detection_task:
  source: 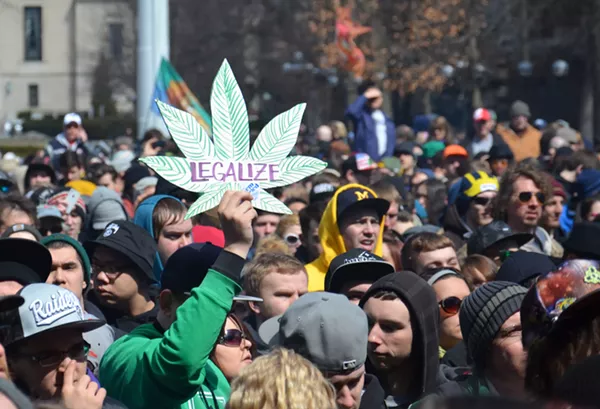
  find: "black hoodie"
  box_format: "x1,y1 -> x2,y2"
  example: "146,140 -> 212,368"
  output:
360,272 -> 440,407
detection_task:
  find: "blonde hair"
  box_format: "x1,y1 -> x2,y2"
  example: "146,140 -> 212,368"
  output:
329,120 -> 348,140
243,252 -> 306,296
254,236 -> 292,257
228,348 -> 336,409
275,214 -> 300,237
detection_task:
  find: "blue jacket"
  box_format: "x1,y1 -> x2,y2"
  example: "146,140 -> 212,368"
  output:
46,133 -> 89,170
345,95 -> 395,161
133,194 -> 184,281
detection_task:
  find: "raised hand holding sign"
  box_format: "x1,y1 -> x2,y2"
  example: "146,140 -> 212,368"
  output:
140,59 -> 327,218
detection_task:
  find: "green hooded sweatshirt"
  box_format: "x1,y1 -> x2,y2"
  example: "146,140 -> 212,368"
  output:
99,251 -> 243,409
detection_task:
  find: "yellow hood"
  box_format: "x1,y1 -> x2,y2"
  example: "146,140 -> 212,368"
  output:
306,183 -> 385,291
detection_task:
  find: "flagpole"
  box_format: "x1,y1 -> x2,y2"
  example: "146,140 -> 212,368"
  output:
137,0 -> 170,139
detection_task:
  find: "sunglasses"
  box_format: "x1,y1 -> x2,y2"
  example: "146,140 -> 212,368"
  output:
472,196 -> 493,207
438,296 -> 462,315
517,191 -> 545,204
218,329 -> 248,347
284,233 -> 301,245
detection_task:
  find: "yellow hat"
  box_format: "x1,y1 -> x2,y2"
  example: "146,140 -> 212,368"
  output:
65,180 -> 97,198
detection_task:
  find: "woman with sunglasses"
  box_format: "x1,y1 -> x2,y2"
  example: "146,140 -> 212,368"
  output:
275,214 -> 302,256
422,268 -> 471,358
211,313 -> 254,382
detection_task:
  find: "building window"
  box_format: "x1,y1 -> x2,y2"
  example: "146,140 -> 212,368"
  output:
109,23 -> 123,60
28,84 -> 39,107
24,7 -> 42,61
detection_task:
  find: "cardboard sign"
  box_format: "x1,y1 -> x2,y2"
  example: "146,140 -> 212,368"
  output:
140,59 -> 327,219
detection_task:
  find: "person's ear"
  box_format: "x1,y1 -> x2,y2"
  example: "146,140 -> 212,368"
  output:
248,300 -> 261,315
159,290 -> 175,314
82,279 -> 87,291
576,165 -> 584,174
345,169 -> 354,182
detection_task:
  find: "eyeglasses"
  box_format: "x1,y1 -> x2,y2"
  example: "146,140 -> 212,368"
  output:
217,329 -> 248,347
472,196 -> 493,207
20,341 -> 90,367
438,296 -> 462,315
517,191 -> 545,204
284,233 -> 301,246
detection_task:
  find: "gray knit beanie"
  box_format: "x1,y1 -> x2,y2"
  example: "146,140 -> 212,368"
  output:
460,281 -> 527,368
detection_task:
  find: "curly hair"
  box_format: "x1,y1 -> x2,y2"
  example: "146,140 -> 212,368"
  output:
493,163 -> 552,222
228,348 -> 336,409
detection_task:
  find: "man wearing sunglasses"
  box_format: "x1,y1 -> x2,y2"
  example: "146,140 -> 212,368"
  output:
443,171 -> 498,250
99,191 -> 259,409
2,283 -> 111,407
494,163 -> 563,258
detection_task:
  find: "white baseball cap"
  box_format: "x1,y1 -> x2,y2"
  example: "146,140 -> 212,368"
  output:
63,112 -> 82,126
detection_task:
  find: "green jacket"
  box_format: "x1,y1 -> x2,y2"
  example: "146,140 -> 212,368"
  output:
99,251 -> 242,409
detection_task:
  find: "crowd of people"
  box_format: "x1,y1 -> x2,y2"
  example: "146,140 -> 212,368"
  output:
0,88 -> 599,409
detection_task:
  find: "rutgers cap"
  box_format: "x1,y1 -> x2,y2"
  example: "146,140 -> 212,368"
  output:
521,259 -> 600,348
84,220 -> 157,283
325,249 -> 395,293
467,221 -> 533,256
0,238 -> 52,284
3,283 -> 104,346
336,185 -> 389,225
161,243 -> 261,302
260,292 -> 368,374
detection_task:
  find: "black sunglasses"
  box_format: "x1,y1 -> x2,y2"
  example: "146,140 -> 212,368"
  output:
472,196 -> 493,207
517,191 -> 545,204
218,329 -> 248,347
438,296 -> 462,315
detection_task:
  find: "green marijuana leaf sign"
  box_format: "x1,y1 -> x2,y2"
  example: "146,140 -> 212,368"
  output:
140,59 -> 327,219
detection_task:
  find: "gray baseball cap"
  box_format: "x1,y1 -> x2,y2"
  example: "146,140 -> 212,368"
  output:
260,292 -> 368,374
87,187 -> 128,230
4,283 -> 104,346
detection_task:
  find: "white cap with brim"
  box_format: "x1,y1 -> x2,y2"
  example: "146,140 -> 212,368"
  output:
5,283 -> 104,346
63,113 -> 82,126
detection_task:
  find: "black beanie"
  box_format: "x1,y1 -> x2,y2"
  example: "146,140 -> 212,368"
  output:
460,281 -> 527,368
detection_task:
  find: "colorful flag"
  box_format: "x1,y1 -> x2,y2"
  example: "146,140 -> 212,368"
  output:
151,58 -> 212,133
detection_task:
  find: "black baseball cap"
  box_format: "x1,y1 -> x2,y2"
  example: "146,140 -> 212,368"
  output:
467,221 -> 533,256
161,243 -> 261,302
325,249 -> 395,293
336,185 -> 389,225
310,183 -> 336,203
84,220 -> 157,283
0,238 -> 52,284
